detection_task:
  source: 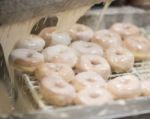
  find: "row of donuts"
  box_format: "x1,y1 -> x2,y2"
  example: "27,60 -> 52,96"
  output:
35,62 -> 150,106
9,23 -> 150,75
9,38 -> 132,77
39,22 -> 150,74
39,23 -> 150,62
8,23 -> 150,106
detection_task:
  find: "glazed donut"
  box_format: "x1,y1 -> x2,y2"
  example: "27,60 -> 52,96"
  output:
39,27 -> 56,46
72,71 -> 106,91
9,48 -> 44,73
74,87 -> 113,105
15,35 -> 45,51
75,54 -> 111,79
110,23 -> 140,38
123,35 -> 150,61
141,80 -> 150,96
70,24 -> 94,42
70,41 -> 103,56
35,63 -> 75,82
105,46 -> 134,73
39,27 -> 72,46
50,32 -> 72,46
92,29 -> 122,49
40,71 -> 76,106
107,74 -> 141,99
42,45 -> 78,67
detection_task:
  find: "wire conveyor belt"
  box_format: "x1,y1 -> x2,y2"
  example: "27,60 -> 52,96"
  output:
20,60 -> 150,110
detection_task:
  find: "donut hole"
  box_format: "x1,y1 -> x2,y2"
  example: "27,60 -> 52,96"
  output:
107,33 -> 113,38
91,60 -> 100,65
27,53 -> 33,58
55,82 -> 66,88
54,66 -> 62,72
87,78 -> 96,83
90,92 -> 100,98
85,45 -> 92,48
116,51 -> 123,56
59,50 -> 66,54
124,25 -> 130,30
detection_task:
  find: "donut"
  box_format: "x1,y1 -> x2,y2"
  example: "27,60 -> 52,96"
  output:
74,87 -> 113,105
92,29 -> 122,49
35,63 -> 75,82
15,35 -> 45,51
105,46 -> 134,73
107,74 -> 141,99
72,71 -> 106,91
50,32 -> 72,46
9,48 -> 44,73
39,27 -> 72,46
75,54 -> 111,79
141,80 -> 150,96
110,23 -> 140,38
40,71 -> 76,106
39,27 -> 56,46
70,41 -> 103,56
42,45 -> 78,67
70,24 -> 94,42
123,35 -> 150,61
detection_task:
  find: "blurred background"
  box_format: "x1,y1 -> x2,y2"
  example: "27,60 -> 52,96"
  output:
31,0 -> 150,34
93,0 -> 150,9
